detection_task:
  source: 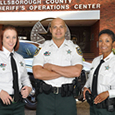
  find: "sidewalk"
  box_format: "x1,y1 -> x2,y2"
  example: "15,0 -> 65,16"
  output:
77,101 -> 90,115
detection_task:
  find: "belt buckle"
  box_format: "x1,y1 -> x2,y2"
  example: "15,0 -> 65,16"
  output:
53,87 -> 59,94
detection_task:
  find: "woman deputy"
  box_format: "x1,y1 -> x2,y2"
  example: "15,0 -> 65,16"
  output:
0,26 -> 32,115
83,29 -> 115,115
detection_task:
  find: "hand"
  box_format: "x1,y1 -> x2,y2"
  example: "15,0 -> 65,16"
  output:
43,63 -> 53,71
83,87 -> 91,100
0,90 -> 13,105
21,86 -> 32,98
94,91 -> 109,104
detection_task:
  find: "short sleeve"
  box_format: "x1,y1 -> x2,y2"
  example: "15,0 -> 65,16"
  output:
108,63 -> 115,98
32,47 -> 44,66
71,46 -> 83,65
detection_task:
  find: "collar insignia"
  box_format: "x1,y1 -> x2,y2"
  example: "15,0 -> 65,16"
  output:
91,67 -> 94,70
67,49 -> 71,54
44,51 -> 51,56
105,65 -> 110,70
20,62 -> 24,66
105,58 -> 109,61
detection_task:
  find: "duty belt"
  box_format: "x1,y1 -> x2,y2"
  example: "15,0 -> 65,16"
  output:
85,91 -> 115,112
95,98 -> 115,112
52,87 -> 61,94
39,85 -> 61,95
35,79 -> 80,97
90,99 -> 115,112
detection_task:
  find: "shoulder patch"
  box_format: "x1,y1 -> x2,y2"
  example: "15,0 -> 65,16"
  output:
34,47 -> 41,56
76,47 -> 83,56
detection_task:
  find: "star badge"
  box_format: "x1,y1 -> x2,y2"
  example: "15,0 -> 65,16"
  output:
67,49 -> 71,54
105,65 -> 110,70
20,62 -> 24,66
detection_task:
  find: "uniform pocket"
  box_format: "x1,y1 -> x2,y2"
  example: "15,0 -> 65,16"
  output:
62,55 -> 72,66
19,63 -> 25,75
44,56 -> 52,63
0,67 -> 11,83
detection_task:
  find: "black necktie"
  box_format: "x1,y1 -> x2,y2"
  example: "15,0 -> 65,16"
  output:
10,53 -> 20,102
92,59 -> 104,96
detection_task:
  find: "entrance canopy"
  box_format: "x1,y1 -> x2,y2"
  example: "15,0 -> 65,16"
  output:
0,10 -> 100,26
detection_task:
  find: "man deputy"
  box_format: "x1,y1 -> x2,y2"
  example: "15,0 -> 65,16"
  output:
32,18 -> 83,115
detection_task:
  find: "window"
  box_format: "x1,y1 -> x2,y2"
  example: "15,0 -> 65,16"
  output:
17,42 -> 37,58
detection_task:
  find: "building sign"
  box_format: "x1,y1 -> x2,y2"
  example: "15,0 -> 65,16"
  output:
0,0 -> 101,11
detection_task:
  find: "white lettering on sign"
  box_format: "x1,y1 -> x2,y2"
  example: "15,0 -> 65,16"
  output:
74,4 -> 101,9
45,0 -> 72,4
0,0 -> 41,5
29,4 -> 69,10
0,5 -> 25,10
0,0 -> 101,11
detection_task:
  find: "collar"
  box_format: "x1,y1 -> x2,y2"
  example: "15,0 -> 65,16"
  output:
2,46 -> 14,58
100,52 -> 114,62
49,39 -> 68,47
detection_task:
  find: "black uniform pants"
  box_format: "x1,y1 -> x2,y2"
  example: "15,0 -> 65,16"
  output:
0,101 -> 25,115
36,93 -> 77,115
90,105 -> 115,115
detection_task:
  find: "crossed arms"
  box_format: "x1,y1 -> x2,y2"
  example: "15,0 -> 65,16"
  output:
33,63 -> 83,80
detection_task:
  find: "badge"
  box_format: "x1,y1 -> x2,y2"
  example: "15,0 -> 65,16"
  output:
76,47 -> 83,56
44,51 -> 51,56
105,65 -> 110,70
0,63 -> 6,70
20,62 -> 24,66
34,47 -> 41,56
67,49 -> 71,54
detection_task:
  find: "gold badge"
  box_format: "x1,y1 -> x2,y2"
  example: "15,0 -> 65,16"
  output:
76,47 -> 83,56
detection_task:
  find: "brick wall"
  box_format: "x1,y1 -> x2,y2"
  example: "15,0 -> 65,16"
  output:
98,0 -> 115,55
99,0 -> 115,33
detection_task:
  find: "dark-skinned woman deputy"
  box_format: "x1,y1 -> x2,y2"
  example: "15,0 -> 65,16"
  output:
83,29 -> 115,115
0,26 -> 32,115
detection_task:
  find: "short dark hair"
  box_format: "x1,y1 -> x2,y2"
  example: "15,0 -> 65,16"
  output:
98,29 -> 115,43
0,25 -> 19,51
